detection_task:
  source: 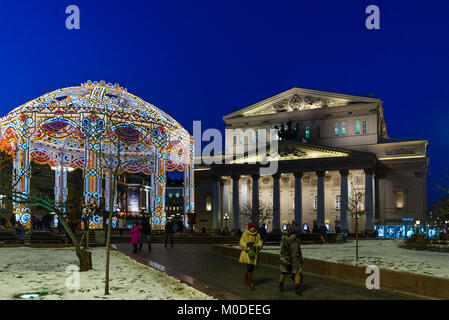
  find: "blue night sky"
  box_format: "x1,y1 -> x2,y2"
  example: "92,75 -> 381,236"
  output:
0,0 -> 447,205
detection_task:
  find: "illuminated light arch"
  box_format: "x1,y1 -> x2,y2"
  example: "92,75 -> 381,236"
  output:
0,80 -> 194,230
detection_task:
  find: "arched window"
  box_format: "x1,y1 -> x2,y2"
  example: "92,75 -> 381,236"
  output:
250,131 -> 255,143
334,123 -> 339,136
305,126 -> 310,139
355,120 -> 360,135
341,122 -> 346,136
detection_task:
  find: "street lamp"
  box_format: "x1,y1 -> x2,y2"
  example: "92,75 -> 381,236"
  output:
223,213 -> 229,233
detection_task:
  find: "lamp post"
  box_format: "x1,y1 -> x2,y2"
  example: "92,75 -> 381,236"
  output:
224,213 -> 229,234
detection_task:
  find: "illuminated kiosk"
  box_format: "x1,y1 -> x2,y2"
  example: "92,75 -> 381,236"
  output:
0,80 -> 194,230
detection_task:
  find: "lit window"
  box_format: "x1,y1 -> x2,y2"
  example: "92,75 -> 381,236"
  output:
334,123 -> 339,136
305,126 -> 310,139
341,122 -> 346,135
336,195 -> 341,209
250,131 -> 255,143
395,191 -> 404,209
362,120 -> 367,134
314,196 -> 318,209
316,125 -> 321,137
239,134 -> 243,144
355,120 -> 360,135
205,196 -> 212,212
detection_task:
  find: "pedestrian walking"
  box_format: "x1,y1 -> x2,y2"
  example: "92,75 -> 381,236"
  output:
239,222 -> 263,290
139,214 -> 152,252
10,214 -> 16,228
165,218 -> 174,248
130,221 -> 141,254
118,215 -> 125,237
178,220 -> 184,234
15,222 -> 25,242
318,222 -> 328,243
279,227 -> 303,294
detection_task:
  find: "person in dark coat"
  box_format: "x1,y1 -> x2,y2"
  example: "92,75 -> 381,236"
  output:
312,221 -> 319,234
42,213 -> 52,231
178,220 -> 184,234
10,214 -> 16,228
15,222 -> 25,241
258,223 -> 267,241
165,218 -> 174,248
279,228 -> 303,294
139,214 -> 152,252
318,222 -> 328,243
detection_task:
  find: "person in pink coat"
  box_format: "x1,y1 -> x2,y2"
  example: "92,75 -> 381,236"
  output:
130,221 -> 141,253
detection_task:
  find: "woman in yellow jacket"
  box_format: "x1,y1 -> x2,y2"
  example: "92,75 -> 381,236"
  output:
239,222 -> 263,290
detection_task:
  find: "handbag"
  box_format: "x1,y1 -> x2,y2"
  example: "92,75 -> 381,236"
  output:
247,248 -> 256,259
247,233 -> 257,259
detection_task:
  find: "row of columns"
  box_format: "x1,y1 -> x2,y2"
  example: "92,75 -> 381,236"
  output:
212,168 -> 375,233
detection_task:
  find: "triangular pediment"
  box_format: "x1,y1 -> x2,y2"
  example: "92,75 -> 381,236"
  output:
224,87 -> 381,120
232,140 -> 356,164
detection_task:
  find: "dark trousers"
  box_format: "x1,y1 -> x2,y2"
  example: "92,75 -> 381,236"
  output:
139,233 -> 151,251
165,234 -> 173,248
247,264 -> 255,272
132,244 -> 138,253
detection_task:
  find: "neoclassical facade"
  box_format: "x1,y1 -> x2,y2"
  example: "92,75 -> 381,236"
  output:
194,88 -> 428,233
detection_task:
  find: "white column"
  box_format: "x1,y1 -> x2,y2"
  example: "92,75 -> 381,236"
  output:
212,176 -> 220,231
251,174 -> 260,225
294,172 -> 303,231
231,175 -> 240,232
364,169 -> 374,230
272,173 -> 281,232
316,171 -> 325,224
222,179 -> 230,230
339,169 -> 349,231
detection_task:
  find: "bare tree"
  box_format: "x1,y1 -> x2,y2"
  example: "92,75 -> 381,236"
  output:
434,183 -> 449,238
240,202 -> 273,229
347,175 -> 366,261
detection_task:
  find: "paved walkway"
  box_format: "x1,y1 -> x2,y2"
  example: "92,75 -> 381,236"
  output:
114,243 -> 427,300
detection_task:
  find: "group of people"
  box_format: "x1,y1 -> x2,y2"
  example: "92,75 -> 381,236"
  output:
129,216 -> 181,254
239,222 -> 304,294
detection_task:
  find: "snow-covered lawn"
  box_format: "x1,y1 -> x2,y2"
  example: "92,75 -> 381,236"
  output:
260,240 -> 449,279
0,247 -> 213,300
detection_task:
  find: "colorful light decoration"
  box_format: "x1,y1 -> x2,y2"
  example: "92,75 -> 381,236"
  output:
0,80 -> 194,230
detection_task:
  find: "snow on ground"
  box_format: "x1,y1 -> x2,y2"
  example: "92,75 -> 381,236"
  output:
0,247 -> 213,300
260,240 -> 449,279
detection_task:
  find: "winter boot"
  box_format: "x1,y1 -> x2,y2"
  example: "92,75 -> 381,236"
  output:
279,282 -> 284,292
248,272 -> 255,290
244,272 -> 249,285
295,284 -> 302,295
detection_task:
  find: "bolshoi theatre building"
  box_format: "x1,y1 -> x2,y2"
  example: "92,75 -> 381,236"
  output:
194,88 -> 429,233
